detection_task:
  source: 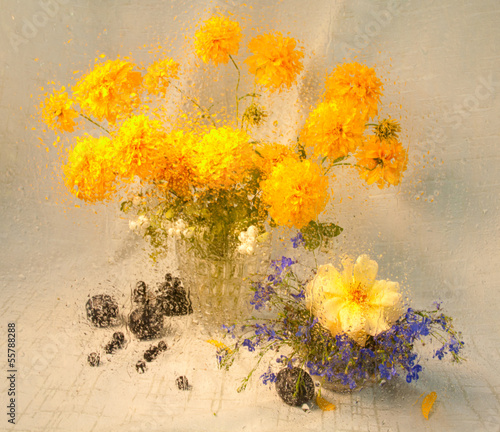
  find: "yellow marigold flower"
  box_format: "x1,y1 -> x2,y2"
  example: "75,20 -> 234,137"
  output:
195,15 -> 242,65
153,130 -> 197,197
63,135 -> 116,202
253,142 -> 298,178
355,135 -> 408,188
191,126 -> 253,190
261,158 -> 329,229
306,255 -> 403,346
143,58 -> 180,95
245,32 -> 304,92
41,87 -> 78,132
111,114 -> 167,180
301,101 -> 365,161
324,62 -> 383,120
73,59 -> 143,124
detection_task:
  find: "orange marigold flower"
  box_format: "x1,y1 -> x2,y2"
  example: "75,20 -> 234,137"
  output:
153,130 -> 197,197
110,114 -> 167,180
245,32 -> 304,92
301,101 -> 365,161
143,58 -> 180,95
261,158 -> 329,229
195,15 -> 242,65
191,126 -> 253,190
63,135 -> 116,202
253,142 -> 299,178
355,135 -> 408,188
324,62 -> 383,120
73,59 -> 143,124
41,87 -> 78,132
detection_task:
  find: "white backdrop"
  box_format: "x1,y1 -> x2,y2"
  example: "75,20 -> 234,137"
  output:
1,1 -> 499,431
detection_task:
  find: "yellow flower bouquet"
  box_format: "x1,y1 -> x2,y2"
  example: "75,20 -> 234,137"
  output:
40,14 -> 409,328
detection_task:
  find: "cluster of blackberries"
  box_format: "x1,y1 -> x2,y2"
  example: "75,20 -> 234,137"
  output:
85,294 -> 119,327
129,274 -> 191,340
155,273 -> 193,317
104,332 -> 126,354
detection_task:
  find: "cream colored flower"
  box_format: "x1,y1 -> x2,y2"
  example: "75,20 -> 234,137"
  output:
306,255 -> 403,345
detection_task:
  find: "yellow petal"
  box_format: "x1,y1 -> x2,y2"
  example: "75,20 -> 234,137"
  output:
316,394 -> 336,411
422,391 -> 437,420
353,254 -> 378,288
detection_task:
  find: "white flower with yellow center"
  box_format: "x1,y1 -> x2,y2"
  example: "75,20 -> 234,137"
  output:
306,255 -> 403,346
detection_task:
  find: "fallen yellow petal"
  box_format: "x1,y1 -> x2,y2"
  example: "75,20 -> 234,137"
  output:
316,394 -> 336,411
422,391 -> 437,420
206,339 -> 232,353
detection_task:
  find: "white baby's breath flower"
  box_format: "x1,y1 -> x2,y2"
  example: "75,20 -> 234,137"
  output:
247,225 -> 258,238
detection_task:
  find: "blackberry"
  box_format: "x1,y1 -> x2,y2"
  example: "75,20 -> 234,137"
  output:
104,340 -> 120,354
144,345 -> 161,362
87,352 -> 100,367
129,306 -> 163,340
85,294 -> 119,327
158,341 -> 167,351
133,281 -> 147,305
275,368 -> 315,407
112,331 -> 126,347
155,274 -> 192,317
136,360 -> 146,374
176,376 -> 189,390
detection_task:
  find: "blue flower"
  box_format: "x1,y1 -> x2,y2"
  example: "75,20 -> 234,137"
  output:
242,338 -> 256,352
260,368 -> 277,385
291,232 -> 305,248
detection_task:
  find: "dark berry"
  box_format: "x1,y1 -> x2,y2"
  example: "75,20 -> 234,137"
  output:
88,352 -> 100,367
144,345 -> 161,362
158,341 -> 167,351
85,294 -> 119,327
104,340 -> 120,354
165,273 -> 173,282
112,331 -> 125,347
155,277 -> 192,317
275,368 -> 315,407
176,376 -> 189,390
129,307 -> 163,340
136,360 -> 146,374
133,281 -> 147,304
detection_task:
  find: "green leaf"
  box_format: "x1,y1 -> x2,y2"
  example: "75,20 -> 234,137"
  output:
300,221 -> 343,250
120,200 -> 133,213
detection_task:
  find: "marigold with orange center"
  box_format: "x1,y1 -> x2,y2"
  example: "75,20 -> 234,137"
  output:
195,15 -> 242,65
261,158 -> 329,229
355,135 -> 408,188
73,59 -> 142,124
41,87 -> 78,133
152,129 -> 197,198
306,255 -> 403,346
143,58 -> 180,95
253,142 -> 299,179
110,114 -> 167,180
324,62 -> 383,120
63,135 -> 117,202
301,101 -> 365,161
191,126 -> 253,190
245,32 -> 304,92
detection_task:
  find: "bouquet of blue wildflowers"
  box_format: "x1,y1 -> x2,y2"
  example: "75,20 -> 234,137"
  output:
219,251 -> 464,396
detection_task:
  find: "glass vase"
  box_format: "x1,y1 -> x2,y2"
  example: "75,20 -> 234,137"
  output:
175,237 -> 271,334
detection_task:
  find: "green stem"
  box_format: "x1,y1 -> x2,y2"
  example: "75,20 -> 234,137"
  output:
79,113 -> 110,134
229,54 -> 241,127
173,84 -> 216,126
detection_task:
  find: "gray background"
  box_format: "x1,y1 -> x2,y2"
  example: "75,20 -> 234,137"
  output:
0,0 -> 499,431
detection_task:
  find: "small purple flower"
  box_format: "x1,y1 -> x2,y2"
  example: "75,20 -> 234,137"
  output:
291,232 -> 305,248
